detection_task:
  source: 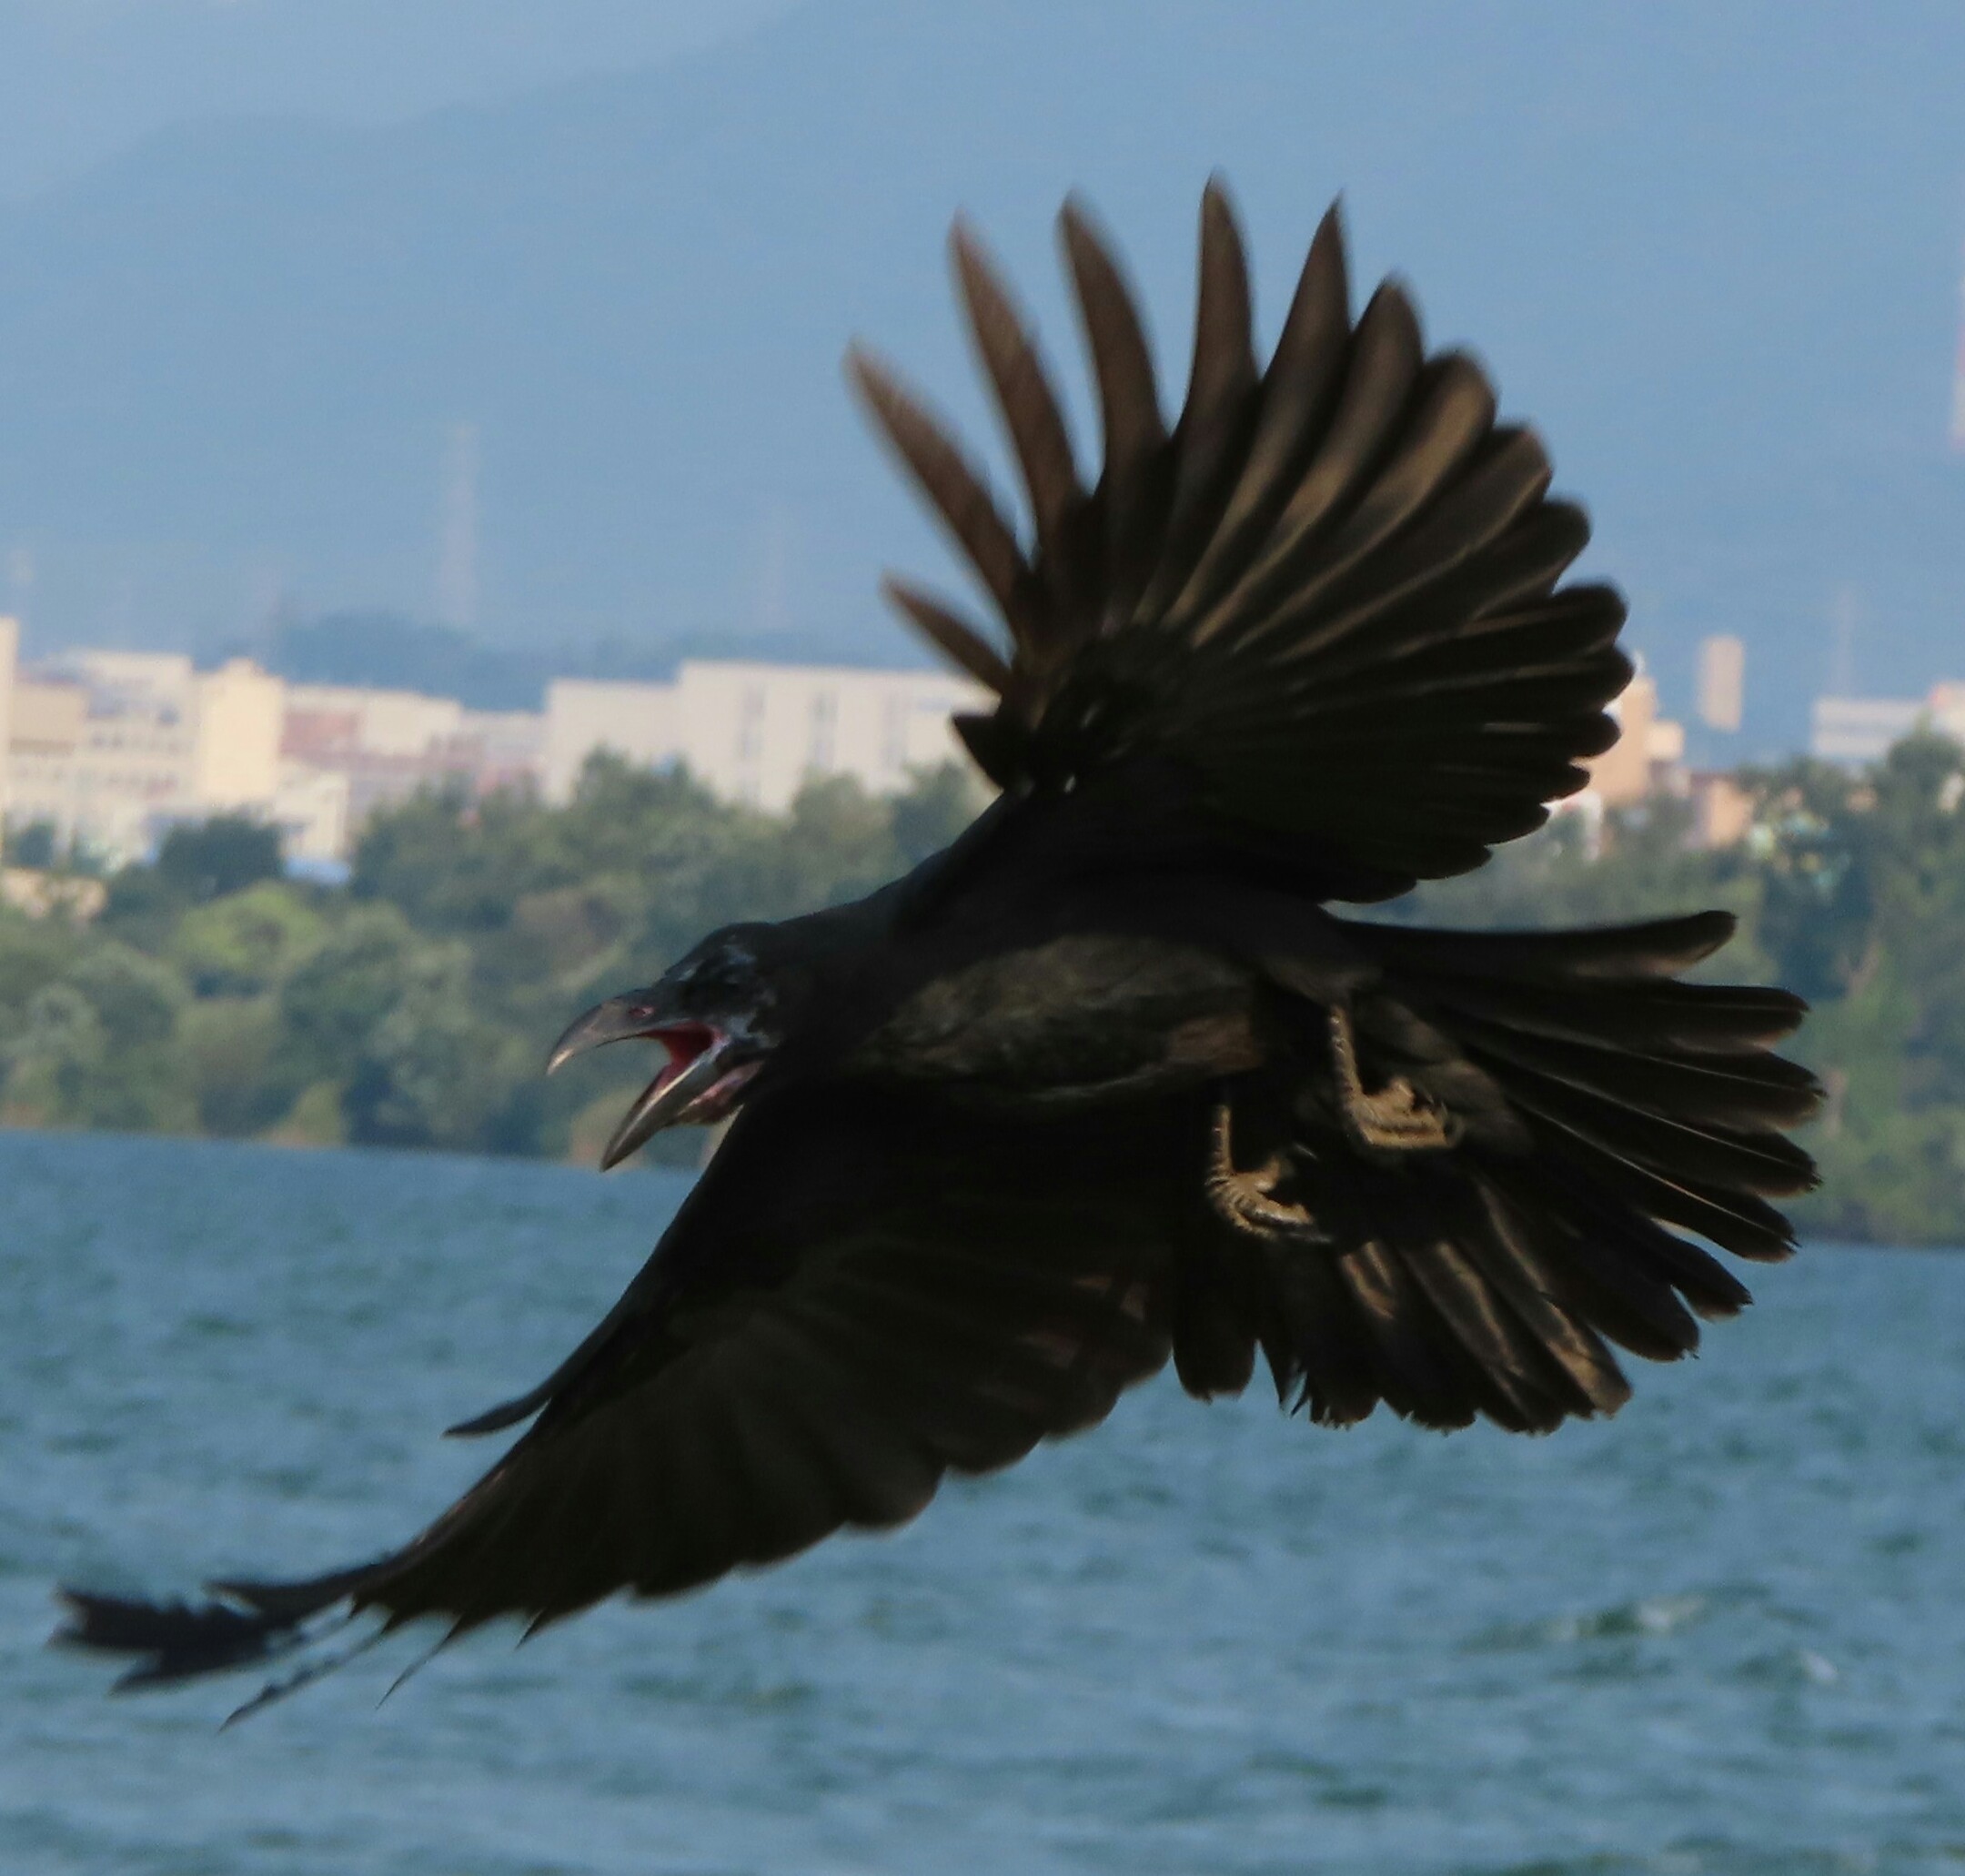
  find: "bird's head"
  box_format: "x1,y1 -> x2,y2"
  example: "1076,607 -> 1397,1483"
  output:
548,924 -> 784,1169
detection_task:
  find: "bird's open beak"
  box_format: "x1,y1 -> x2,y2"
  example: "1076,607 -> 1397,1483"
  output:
548,994 -> 763,1169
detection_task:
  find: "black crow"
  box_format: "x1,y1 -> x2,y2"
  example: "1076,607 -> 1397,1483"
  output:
58,182 -> 1819,1699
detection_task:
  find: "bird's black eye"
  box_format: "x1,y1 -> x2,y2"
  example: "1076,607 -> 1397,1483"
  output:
691,954 -> 748,1000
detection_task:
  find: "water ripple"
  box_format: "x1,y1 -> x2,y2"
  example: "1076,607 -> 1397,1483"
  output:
4,1130 -> 1964,1875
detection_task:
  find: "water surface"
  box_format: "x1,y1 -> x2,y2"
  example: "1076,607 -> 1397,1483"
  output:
3,1129 -> 1962,1874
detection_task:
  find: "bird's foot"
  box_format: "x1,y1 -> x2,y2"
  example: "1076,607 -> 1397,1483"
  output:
1205,1103 -> 1329,1242
1327,1006 -> 1462,1152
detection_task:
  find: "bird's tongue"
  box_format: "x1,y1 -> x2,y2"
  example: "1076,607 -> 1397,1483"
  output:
644,1021 -> 720,1097
600,1022 -> 757,1170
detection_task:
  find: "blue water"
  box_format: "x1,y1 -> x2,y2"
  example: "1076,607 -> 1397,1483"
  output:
3,1129 -> 1963,1875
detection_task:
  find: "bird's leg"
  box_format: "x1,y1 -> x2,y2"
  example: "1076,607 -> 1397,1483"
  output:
1326,1005 -> 1462,1152
1205,1102 -> 1328,1242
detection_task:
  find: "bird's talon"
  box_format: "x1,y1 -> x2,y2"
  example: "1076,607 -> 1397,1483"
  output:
1327,1007 -> 1461,1153
1206,1104 -> 1329,1242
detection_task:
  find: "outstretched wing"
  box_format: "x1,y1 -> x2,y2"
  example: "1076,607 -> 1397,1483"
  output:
58,1084 -> 1184,1689
852,181 -> 1628,902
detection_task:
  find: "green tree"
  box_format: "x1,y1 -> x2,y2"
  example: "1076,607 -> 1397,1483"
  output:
343,942 -> 531,1153
892,761 -> 987,869
65,942 -> 187,1050
170,883 -> 326,996
5,821 -> 58,869
156,816 -> 283,903
2,981 -> 106,1125
277,903 -> 422,1086
0,910 -> 78,1052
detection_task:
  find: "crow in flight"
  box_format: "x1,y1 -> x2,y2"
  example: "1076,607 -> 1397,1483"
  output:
61,182 -> 1819,1699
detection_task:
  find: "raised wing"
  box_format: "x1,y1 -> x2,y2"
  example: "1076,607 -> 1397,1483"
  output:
57,1084 -> 1182,1692
852,181 -> 1629,902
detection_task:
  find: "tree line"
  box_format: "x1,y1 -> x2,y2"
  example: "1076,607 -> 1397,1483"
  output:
0,760 -> 980,1169
2,736 -> 1960,1243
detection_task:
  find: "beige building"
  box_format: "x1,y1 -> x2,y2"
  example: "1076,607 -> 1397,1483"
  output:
1584,671 -> 1688,808
194,659 -> 285,810
1696,635 -> 1746,732
6,651 -> 202,862
543,660 -> 993,809
541,678 -> 676,802
1688,770 -> 1756,849
5,648 -> 307,864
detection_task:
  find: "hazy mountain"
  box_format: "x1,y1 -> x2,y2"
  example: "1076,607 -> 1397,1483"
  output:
0,1 -> 792,200
262,611 -> 882,711
2,0 -> 1963,746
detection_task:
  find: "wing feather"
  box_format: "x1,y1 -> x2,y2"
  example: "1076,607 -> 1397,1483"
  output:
862,182 -> 1629,898
1175,201 -> 1351,624
1059,196 -> 1166,602
951,219 -> 1088,636
847,345 -> 1041,654
879,576 -> 1013,693
60,1087 -> 1185,1689
1148,180 -> 1262,619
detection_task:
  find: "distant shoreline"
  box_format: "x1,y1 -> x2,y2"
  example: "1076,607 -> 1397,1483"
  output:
0,1115 -> 1948,1252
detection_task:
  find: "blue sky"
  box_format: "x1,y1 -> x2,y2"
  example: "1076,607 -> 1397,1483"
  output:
0,1 -> 789,199
0,1 -> 1961,750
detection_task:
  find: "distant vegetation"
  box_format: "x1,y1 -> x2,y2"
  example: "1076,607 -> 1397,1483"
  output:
2,736 -> 1961,1244
0,759 -> 982,1169
1388,732 -> 1965,1246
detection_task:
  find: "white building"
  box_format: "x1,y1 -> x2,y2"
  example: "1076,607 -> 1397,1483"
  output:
3,642 -> 992,864
543,660 -> 992,809
272,763 -> 351,867
1810,688 -> 1965,765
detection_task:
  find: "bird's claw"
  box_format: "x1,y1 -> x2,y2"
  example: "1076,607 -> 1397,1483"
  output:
1205,1103 -> 1329,1242
1327,1006 -> 1461,1152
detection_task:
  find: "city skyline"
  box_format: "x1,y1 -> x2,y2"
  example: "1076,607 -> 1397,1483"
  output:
0,619 -> 988,866
7,605 -> 1960,877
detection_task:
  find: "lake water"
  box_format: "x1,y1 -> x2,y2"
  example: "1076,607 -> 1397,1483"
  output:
2,1128 -> 1962,1875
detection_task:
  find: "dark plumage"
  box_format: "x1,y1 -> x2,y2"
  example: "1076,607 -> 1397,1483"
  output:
57,180 -> 1819,1702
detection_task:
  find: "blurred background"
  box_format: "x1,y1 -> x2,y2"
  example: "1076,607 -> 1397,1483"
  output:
2,8 -> 1964,1872
1,0 -> 1961,1233
2,0 -> 1964,742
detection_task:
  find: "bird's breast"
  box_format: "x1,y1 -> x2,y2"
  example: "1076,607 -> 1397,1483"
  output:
847,932 -> 1266,1106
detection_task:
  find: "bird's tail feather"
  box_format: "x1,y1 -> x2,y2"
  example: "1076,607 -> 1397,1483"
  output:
1182,910 -> 1820,1434
1359,909 -> 1819,1260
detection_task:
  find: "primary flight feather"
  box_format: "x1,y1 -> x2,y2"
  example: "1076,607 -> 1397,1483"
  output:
59,180 -> 1819,1699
